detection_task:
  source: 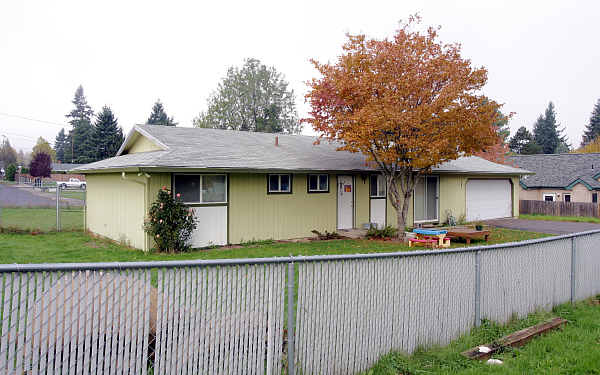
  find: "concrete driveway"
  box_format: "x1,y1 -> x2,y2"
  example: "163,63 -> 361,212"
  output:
485,218 -> 600,235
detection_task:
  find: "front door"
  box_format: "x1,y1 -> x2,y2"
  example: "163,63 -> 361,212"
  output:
337,175 -> 354,229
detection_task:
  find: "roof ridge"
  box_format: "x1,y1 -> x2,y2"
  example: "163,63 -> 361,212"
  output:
136,124 -> 323,140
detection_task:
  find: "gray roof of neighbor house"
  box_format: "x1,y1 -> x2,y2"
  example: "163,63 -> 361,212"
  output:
508,153 -> 600,190
51,163 -> 84,172
72,125 -> 529,175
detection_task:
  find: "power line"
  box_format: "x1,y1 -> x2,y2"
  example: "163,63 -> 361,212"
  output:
0,112 -> 70,128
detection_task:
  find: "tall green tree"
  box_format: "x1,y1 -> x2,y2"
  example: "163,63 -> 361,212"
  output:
0,136 -> 17,166
147,100 -> 177,126
194,58 -> 301,133
533,102 -> 570,154
32,137 -> 56,161
93,106 -> 124,160
54,128 -> 67,162
65,85 -> 96,163
582,99 -> 600,146
509,126 -> 542,154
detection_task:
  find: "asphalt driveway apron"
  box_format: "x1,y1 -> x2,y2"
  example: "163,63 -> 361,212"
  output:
0,184 -> 83,208
485,218 -> 600,235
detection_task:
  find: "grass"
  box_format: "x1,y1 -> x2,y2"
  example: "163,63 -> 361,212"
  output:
0,207 -> 84,232
364,297 -> 600,375
0,227 -> 550,264
60,190 -> 86,200
520,213 -> 600,224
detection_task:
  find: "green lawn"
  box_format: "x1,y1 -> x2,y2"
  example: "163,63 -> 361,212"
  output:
0,207 -> 84,232
60,190 -> 86,200
0,227 -> 550,264
364,298 -> 600,375
520,213 -> 600,224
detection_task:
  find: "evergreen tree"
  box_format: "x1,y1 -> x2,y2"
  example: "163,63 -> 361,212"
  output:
582,99 -> 600,146
509,126 -> 542,154
65,85 -> 95,163
54,128 -> 67,162
0,137 -> 17,166
147,100 -> 177,126
532,102 -> 570,154
93,106 -> 125,160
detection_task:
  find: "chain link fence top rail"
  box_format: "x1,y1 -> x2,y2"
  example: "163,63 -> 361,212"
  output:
0,230 -> 599,374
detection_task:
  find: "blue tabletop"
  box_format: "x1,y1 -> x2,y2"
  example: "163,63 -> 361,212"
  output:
413,228 -> 448,235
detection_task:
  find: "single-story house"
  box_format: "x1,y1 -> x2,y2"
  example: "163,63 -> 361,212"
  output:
73,125 -> 528,251
508,153 -> 600,203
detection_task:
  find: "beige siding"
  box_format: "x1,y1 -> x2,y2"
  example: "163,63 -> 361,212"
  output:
355,176 -> 370,228
124,133 -> 163,154
228,173 -> 337,243
519,183 -> 594,203
439,175 -> 466,224
86,173 -> 146,249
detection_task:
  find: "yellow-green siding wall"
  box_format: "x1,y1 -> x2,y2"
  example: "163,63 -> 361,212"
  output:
228,173 -> 337,243
86,174 -> 146,249
125,134 -> 163,154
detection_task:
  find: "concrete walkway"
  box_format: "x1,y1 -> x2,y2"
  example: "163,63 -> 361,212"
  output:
485,218 -> 600,235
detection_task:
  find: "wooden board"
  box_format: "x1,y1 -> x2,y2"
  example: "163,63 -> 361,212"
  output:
461,317 -> 567,360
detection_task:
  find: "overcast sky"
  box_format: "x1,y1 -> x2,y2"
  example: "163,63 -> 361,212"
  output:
1,0 -> 599,153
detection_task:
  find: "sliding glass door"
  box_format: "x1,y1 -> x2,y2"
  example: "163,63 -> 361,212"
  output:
414,176 -> 439,222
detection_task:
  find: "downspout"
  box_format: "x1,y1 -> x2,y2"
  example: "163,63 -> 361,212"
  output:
121,171 -> 151,251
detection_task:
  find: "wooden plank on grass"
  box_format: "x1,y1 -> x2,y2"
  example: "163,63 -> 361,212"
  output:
461,317 -> 567,360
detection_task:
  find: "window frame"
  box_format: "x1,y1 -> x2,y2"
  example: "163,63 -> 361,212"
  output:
543,193 -> 555,202
563,193 -> 571,202
267,174 -> 293,194
593,193 -> 598,204
307,174 -> 329,193
413,175 -> 440,223
369,174 -> 387,198
172,173 -> 228,205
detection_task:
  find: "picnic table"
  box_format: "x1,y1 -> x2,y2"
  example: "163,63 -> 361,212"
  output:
446,228 -> 490,244
410,228 -> 450,248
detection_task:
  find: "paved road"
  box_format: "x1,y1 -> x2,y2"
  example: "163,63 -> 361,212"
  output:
485,218 -> 600,235
0,184 -> 82,208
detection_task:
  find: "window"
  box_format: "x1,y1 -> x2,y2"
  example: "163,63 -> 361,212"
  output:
543,194 -> 555,202
370,175 -> 386,198
268,174 -> 292,193
308,174 -> 329,193
593,193 -> 598,203
564,194 -> 571,202
173,174 -> 227,204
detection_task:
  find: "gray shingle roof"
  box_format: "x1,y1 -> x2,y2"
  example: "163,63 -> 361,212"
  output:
73,125 -> 529,175
508,153 -> 600,189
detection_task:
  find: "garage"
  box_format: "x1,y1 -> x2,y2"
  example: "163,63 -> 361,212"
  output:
466,179 -> 512,221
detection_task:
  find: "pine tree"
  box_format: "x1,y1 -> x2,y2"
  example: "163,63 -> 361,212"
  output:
65,85 -> 95,163
147,100 -> 177,126
54,128 -> 67,162
532,102 -> 570,154
93,106 -> 125,160
582,99 -> 600,146
509,126 -> 542,154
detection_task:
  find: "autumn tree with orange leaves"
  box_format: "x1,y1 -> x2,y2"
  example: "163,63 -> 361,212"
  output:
304,17 -> 503,238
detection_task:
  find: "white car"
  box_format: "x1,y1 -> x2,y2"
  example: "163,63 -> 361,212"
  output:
59,178 -> 86,190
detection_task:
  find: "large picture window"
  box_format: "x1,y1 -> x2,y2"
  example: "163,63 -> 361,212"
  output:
308,174 -> 329,193
370,174 -> 386,198
268,174 -> 292,193
173,174 -> 227,204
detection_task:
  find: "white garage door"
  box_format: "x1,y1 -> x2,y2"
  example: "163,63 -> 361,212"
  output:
466,179 -> 512,221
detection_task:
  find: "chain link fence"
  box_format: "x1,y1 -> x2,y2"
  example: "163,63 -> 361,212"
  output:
0,183 -> 85,233
0,230 -> 599,374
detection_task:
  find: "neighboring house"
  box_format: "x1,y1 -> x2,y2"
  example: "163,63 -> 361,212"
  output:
72,125 -> 528,251
509,153 -> 600,203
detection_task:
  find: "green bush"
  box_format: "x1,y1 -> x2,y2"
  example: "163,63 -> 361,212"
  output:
144,187 -> 197,253
5,164 -> 16,181
366,225 -> 398,239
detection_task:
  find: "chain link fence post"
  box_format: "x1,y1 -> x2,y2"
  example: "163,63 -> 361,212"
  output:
474,250 -> 481,327
570,236 -> 576,304
287,258 -> 295,375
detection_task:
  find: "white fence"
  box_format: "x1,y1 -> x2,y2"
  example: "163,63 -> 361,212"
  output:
0,230 -> 599,374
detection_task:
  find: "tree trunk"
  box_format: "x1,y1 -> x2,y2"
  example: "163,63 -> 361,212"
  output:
387,170 -> 416,241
